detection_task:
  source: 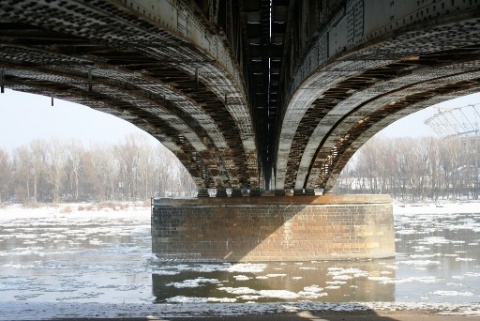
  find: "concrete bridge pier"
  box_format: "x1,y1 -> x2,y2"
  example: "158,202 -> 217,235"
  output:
151,195 -> 395,262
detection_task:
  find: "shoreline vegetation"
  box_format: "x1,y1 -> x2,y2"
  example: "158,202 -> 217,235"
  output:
2,134 -> 480,205
0,134 -> 196,205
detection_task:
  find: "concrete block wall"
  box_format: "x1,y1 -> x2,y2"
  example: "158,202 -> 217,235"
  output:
151,195 -> 395,262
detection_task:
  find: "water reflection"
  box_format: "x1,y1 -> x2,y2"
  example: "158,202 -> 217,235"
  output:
152,260 -> 396,303
1,206 -> 480,304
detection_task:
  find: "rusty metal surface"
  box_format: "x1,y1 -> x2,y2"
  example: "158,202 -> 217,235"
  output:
275,0 -> 480,194
0,0 -> 259,190
3,0 -> 480,195
152,193 -> 392,205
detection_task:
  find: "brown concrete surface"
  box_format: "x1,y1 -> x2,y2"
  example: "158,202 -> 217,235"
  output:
152,195 -> 395,262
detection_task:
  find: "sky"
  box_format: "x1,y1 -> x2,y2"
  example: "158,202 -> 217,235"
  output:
0,89 -> 159,151
1,89 -> 480,151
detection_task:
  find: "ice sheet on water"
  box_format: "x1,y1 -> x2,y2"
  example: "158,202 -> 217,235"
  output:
297,291 -> 328,299
207,297 -> 237,303
368,276 -> 393,283
410,253 -> 441,259
218,286 -> 257,295
165,296 -> 209,303
13,293 -> 43,300
397,229 -> 417,235
412,245 -> 429,252
303,285 -> 323,293
326,280 -> 347,285
455,257 -> 475,261
419,236 -> 451,245
368,275 -> 438,285
218,285 -> 328,301
233,275 -> 251,281
258,290 -> 299,300
327,267 -> 369,278
228,263 -> 267,273
150,269 -> 181,275
432,290 -> 474,297
149,262 -> 266,274
398,260 -> 440,266
239,295 -> 260,301
166,277 -> 220,288
1,263 -> 38,269
398,276 -> 439,284
0,277 -> 39,291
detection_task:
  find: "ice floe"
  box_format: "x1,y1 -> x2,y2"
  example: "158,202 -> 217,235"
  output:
2,201 -> 480,317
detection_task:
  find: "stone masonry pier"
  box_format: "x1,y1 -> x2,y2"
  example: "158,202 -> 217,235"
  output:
151,195 -> 394,262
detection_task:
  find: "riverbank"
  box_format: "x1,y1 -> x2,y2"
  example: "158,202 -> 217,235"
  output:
1,301 -> 480,320
1,197 -> 479,213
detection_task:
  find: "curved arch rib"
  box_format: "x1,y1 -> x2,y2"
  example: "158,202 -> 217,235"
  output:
277,14 -> 480,192
0,0 -> 259,189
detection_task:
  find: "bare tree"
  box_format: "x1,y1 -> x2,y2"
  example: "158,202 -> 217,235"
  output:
0,149 -> 12,203
47,139 -> 66,203
88,144 -> 116,201
114,134 -> 147,200
439,138 -> 462,199
4,135 -> 197,203
27,139 -> 50,203
12,146 -> 33,202
65,140 -> 83,201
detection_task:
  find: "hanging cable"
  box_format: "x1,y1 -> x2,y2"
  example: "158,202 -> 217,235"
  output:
0,70 -> 4,94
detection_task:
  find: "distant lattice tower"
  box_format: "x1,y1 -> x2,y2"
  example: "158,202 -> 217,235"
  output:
426,103 -> 480,200
425,104 -> 480,138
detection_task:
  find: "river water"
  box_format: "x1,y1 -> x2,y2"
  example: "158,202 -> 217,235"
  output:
0,203 -> 479,304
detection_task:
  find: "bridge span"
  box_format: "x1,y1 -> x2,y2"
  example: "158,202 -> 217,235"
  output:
2,0 -> 479,260
2,0 -> 480,196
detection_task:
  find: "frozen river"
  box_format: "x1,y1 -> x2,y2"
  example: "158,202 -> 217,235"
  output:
1,201 -> 480,306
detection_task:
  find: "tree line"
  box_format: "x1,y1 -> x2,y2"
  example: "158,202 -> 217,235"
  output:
334,135 -> 480,200
2,133 -> 479,204
0,134 -> 197,204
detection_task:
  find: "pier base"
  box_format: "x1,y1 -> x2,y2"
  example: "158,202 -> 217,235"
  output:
151,195 -> 395,262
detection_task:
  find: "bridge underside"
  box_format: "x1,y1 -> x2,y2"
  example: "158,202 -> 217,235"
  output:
274,1 -> 480,194
0,0 -> 260,194
1,1 -> 480,196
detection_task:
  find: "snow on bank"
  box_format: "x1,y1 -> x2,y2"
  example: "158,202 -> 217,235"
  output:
0,202 -> 151,222
1,199 -> 478,220
393,200 -> 480,216
1,301 -> 480,320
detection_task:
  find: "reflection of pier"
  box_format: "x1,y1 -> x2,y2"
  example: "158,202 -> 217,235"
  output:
151,260 -> 396,303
